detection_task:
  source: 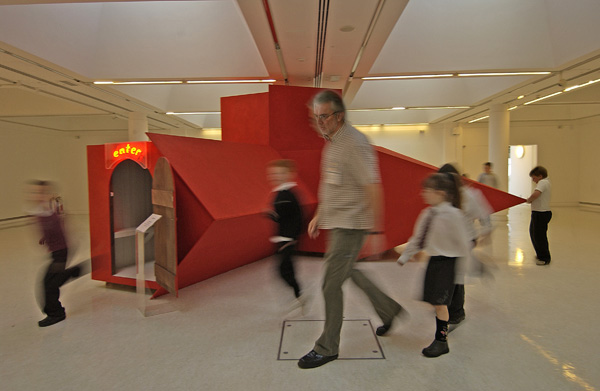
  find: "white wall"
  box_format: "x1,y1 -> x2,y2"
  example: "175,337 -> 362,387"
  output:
364,119 -> 589,208
509,122 -> 580,206
578,117 -> 600,206
462,126 -> 490,179
461,122 -> 581,206
358,124 -> 446,167
0,123 -> 128,220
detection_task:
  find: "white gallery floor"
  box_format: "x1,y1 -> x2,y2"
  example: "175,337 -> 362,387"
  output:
1,204 -> 599,391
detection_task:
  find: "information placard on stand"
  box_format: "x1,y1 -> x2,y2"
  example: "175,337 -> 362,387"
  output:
136,214 -> 176,317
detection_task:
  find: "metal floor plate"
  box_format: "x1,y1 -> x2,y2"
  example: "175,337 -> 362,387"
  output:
278,319 -> 385,360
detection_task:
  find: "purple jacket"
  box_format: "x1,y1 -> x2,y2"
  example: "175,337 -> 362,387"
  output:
37,212 -> 67,253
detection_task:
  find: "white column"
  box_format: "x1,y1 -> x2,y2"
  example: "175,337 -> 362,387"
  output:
453,124 -> 464,170
128,112 -> 149,141
489,104 -> 510,218
489,104 -> 509,191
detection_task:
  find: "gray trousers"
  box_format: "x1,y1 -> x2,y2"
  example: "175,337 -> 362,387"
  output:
314,228 -> 401,356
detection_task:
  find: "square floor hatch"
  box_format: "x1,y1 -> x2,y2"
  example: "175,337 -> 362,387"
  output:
278,319 -> 385,361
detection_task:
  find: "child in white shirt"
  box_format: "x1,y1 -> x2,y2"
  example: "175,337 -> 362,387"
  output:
398,173 -> 471,357
526,166 -> 552,265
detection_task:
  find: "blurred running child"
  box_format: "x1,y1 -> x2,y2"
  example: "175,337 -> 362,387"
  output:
27,180 -> 81,327
397,173 -> 470,357
265,160 -> 303,299
438,163 -> 493,324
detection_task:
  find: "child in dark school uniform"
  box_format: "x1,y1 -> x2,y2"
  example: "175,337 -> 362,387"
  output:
265,160 -> 303,300
397,173 -> 470,357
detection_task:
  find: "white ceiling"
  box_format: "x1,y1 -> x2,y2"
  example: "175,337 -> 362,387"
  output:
1,0 -> 599,133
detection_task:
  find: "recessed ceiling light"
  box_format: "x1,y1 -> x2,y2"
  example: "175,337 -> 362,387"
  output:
363,74 -> 453,80
94,79 -> 276,85
457,72 -> 551,77
410,106 -> 470,110
166,111 -> 220,115
564,78 -> 600,92
94,81 -> 183,85
340,25 -> 355,32
468,115 -> 489,123
523,91 -> 563,105
186,79 -> 276,84
348,106 -> 469,111
363,71 -> 552,81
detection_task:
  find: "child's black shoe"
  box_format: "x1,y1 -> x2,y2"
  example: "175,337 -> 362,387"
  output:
422,339 -> 449,357
38,315 -> 66,327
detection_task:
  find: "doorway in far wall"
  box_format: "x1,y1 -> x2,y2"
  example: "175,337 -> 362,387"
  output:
509,145 -> 537,199
109,159 -> 154,278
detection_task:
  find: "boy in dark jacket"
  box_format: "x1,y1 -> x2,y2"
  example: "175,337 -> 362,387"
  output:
265,160 -> 303,299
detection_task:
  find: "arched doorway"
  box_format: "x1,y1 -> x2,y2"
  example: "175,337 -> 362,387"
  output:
109,159 -> 154,278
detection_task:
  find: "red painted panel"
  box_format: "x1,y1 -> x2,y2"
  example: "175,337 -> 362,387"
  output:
470,181 -> 525,212
173,171 -> 213,262
176,214 -> 274,291
279,149 -> 323,198
148,134 -> 283,220
268,85 -> 329,151
377,147 -> 438,248
221,92 -> 270,146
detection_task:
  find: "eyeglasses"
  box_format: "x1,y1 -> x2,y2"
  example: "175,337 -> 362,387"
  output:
314,111 -> 340,122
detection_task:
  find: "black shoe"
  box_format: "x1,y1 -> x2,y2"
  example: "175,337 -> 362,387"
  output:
376,324 -> 391,336
422,339 -> 449,358
376,305 -> 406,336
448,314 -> 465,325
71,266 -> 82,278
38,315 -> 66,327
298,350 -> 338,369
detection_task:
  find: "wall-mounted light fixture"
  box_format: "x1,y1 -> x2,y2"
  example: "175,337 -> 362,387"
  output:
515,145 -> 525,159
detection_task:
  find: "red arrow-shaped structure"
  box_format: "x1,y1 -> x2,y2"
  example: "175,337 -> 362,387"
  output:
146,85 -> 524,297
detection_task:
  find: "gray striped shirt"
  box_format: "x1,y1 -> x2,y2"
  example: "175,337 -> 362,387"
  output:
318,123 -> 381,230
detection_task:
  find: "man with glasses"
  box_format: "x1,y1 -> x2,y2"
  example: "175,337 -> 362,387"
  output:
298,90 -> 404,369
